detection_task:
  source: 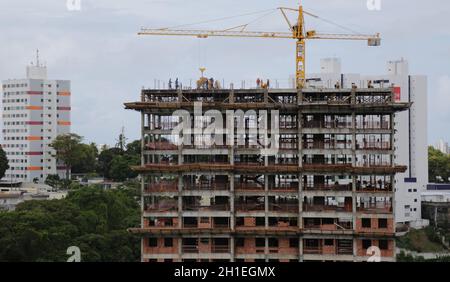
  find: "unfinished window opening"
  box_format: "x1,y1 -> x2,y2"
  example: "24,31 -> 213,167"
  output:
164,238 -> 173,247
378,218 -> 388,228
148,238 -> 158,247
255,238 -> 265,247
362,239 -> 372,249
362,218 -> 372,228
379,240 -> 388,250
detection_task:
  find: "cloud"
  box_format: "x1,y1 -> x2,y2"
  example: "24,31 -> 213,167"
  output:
430,76 -> 450,118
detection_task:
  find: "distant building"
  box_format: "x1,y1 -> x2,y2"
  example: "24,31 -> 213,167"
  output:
435,139 -> 449,155
305,58 -> 428,228
1,51 -> 71,183
422,185 -> 450,227
0,181 -> 67,211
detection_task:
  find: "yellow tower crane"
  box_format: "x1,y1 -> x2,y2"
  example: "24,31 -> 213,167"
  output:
138,3 -> 381,89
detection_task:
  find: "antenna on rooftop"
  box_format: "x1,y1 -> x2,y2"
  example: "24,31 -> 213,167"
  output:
36,49 -> 40,67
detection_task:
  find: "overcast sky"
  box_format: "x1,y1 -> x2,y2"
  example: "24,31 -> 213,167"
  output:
1,0 -> 449,146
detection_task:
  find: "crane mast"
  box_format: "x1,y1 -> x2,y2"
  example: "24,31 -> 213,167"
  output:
138,4 -> 381,89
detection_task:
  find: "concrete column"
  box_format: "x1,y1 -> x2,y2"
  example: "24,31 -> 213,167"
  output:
265,237 -> 269,259
178,237 -> 183,260
229,148 -> 234,165
230,237 -> 235,262
351,88 -> 356,105
390,114 -> 395,167
229,90 -> 235,104
352,112 -> 357,230
352,113 -> 357,166
230,173 -> 235,231
298,173 -> 303,229
265,175 -> 269,228
141,113 -> 145,166
299,238 -> 303,262
178,175 -> 183,228
297,89 -> 303,105
352,176 -> 357,230
177,88 -> 182,102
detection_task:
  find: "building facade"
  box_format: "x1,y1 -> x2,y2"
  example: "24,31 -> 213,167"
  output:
307,58 -> 428,227
435,139 -> 448,155
1,60 -> 71,183
126,85 -> 409,262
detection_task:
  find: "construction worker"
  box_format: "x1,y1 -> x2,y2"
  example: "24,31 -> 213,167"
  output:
214,80 -> 221,89
168,79 -> 172,89
175,78 -> 179,89
266,79 -> 270,89
256,78 -> 261,88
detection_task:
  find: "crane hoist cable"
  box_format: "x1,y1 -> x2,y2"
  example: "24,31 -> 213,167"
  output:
138,3 -> 381,89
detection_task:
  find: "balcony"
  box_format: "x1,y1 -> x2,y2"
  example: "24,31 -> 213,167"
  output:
147,121 -> 179,131
279,121 -> 298,129
144,218 -> 178,229
145,203 -> 178,213
183,182 -> 229,191
235,183 -> 264,192
303,120 -> 353,129
357,202 -> 392,214
304,220 -> 352,232
356,121 -> 390,130
303,240 -> 353,255
235,203 -> 265,212
212,245 -> 231,253
302,94 -> 351,105
268,203 -> 298,213
145,181 -> 178,193
303,204 -> 351,213
356,141 -> 391,150
279,142 -> 298,150
303,183 -> 352,192
146,142 -> 178,151
182,144 -> 231,150
269,184 -> 298,192
183,204 -> 230,212
182,244 -> 230,254
356,183 -> 392,193
303,141 -> 352,150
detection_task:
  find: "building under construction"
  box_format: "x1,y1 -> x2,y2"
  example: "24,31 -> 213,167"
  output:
126,84 -> 409,262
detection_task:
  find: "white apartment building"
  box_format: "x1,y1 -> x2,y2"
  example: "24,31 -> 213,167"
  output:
304,58 -> 428,227
435,139 -> 448,155
1,58 -> 71,183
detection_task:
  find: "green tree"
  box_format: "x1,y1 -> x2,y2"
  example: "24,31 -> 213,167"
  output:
0,146 -> 10,179
71,143 -> 98,174
126,140 -> 141,157
49,134 -> 83,183
97,147 -> 123,179
0,185 -> 140,262
429,146 -> 450,182
109,155 -> 138,182
45,174 -> 61,190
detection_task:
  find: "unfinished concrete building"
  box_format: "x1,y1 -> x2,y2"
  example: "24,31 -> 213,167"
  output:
126,85 -> 409,262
